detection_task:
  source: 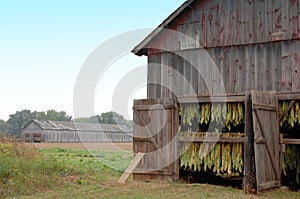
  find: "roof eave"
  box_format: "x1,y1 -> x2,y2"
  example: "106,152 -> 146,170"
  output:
132,0 -> 195,56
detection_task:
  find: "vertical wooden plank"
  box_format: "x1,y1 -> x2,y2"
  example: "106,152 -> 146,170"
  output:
264,44 -> 272,91
161,53 -> 169,98
255,0 -> 265,43
209,48 -> 216,94
168,53 -> 174,98
281,0 -> 290,40
219,47 -> 226,94
219,0 -> 226,46
206,49 -> 214,94
244,91 -> 255,193
224,47 -> 230,93
275,42 -> 283,91
152,54 -> 162,98
190,50 -> 199,95
233,0 -> 240,45
173,100 -> 180,180
213,0 -> 220,47
206,0 -> 214,47
266,0 -> 273,41
212,48 -> 221,94
193,22 -> 201,49
292,41 -> 300,91
270,43 -> 277,91
239,0 -> 246,45
175,52 -> 184,97
198,49 -> 207,95
200,8 -> 207,47
289,0 -> 298,39
173,53 -> 180,97
255,44 -> 264,91
229,47 -> 238,94
248,0 -> 256,43
298,0 -> 300,38
183,51 -> 191,96
225,0 -> 233,46
281,41 -> 292,91
147,56 -> 154,99
178,24 -> 184,50
237,46 -> 246,93
245,45 -> 251,90
272,0 -> 282,36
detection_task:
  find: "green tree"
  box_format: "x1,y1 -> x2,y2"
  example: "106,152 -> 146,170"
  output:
36,110 -> 72,121
6,110 -> 36,137
74,112 -> 133,129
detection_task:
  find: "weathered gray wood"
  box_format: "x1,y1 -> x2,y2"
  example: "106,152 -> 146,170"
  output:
178,136 -> 246,143
282,139 -> 300,145
133,99 -> 178,181
119,152 -> 145,184
251,91 -> 280,193
292,41 -> 300,91
279,100 -> 296,122
281,42 -> 292,91
244,91 -> 255,193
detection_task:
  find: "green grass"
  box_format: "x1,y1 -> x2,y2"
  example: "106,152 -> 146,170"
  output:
39,148 -> 133,173
0,139 -> 72,198
1,140 -> 300,198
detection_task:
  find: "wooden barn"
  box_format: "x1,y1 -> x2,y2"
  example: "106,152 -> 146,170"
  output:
131,0 -> 300,193
22,120 -> 132,143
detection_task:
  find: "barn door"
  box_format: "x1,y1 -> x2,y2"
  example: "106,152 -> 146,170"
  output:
251,91 -> 280,192
132,99 -> 179,181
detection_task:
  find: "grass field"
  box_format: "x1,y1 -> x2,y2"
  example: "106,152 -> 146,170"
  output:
1,141 -> 300,198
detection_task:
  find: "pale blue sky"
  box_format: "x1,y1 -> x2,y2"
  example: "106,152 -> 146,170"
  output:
0,0 -> 185,120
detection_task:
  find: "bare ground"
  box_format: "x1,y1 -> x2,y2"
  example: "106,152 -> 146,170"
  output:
31,142 -> 133,152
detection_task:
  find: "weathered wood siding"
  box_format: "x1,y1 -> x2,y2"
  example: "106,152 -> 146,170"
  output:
148,40 -> 300,98
133,99 -> 179,181
147,0 -> 300,54
43,131 -> 132,143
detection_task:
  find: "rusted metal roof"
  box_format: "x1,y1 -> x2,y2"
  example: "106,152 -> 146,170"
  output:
23,119 -> 130,133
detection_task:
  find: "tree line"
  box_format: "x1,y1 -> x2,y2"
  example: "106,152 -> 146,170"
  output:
0,110 -> 132,137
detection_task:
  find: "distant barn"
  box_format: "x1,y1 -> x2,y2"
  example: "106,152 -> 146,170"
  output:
22,120 -> 132,143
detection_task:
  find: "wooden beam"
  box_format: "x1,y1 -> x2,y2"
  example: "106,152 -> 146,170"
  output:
132,169 -> 173,175
135,111 -> 160,151
253,103 -> 278,112
257,181 -> 281,191
118,152 -> 145,184
281,138 -> 300,145
178,94 -> 246,103
279,100 -> 296,122
178,136 -> 246,143
277,92 -> 300,101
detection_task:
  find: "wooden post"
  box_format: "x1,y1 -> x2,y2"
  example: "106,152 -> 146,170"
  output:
244,91 -> 255,193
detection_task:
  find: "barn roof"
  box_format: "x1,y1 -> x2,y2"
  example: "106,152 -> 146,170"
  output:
23,119 -> 130,133
132,0 -> 194,56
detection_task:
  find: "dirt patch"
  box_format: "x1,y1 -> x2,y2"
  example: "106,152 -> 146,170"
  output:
32,143 -> 133,152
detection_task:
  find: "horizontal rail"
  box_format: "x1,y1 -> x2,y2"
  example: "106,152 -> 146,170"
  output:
178,94 -> 247,103
178,136 -> 246,143
281,138 -> 300,145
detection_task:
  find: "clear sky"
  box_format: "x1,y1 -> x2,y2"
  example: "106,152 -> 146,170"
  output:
0,0 -> 186,120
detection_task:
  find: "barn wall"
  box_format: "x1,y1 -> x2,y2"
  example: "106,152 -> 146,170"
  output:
147,0 -> 300,54
147,40 -> 300,98
43,130 -> 133,143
